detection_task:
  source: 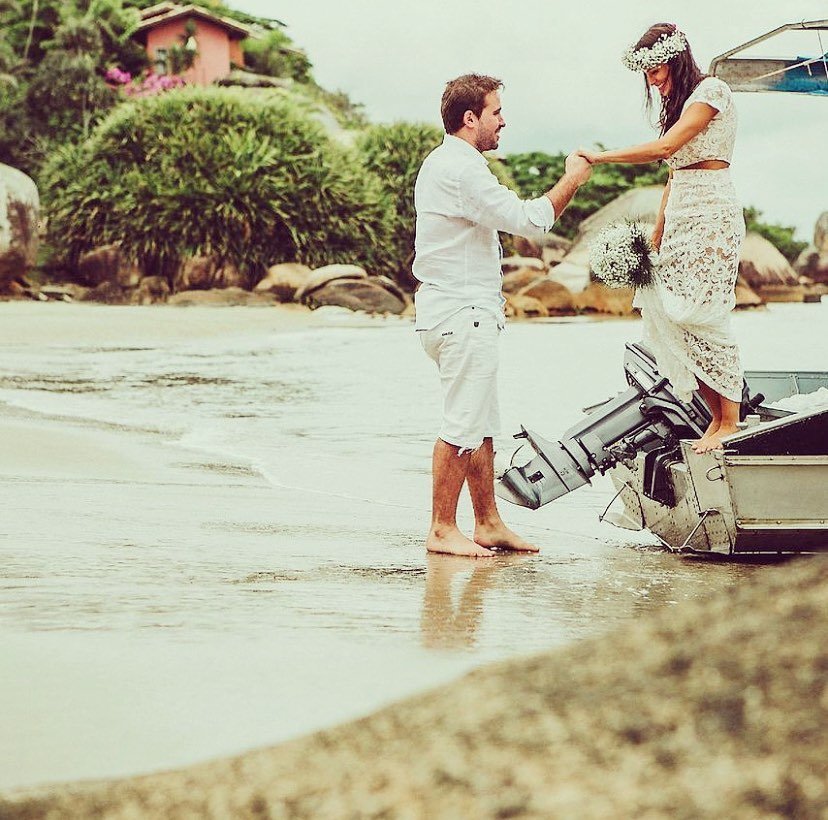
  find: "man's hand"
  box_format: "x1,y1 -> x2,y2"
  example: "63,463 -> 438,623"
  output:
565,152 -> 592,185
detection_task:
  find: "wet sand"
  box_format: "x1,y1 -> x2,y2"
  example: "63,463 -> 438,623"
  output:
1,300 -> 825,794
4,554 -> 826,819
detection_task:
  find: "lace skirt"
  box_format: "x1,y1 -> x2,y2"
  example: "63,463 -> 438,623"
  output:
633,169 -> 746,403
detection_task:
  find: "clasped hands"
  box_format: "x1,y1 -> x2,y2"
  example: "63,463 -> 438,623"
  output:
564,148 -> 600,185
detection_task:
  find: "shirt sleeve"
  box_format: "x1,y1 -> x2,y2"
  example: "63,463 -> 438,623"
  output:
691,78 -> 731,113
458,162 -> 556,238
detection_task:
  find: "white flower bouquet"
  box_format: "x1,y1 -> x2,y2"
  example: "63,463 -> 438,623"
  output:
588,221 -> 656,289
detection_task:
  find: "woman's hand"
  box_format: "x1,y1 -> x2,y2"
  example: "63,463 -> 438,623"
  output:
651,227 -> 663,252
577,149 -> 600,165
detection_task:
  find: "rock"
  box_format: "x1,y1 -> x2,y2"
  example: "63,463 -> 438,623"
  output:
303,278 -> 406,314
295,264 -> 368,302
574,282 -> 636,316
815,211 -> 828,254
131,276 -> 171,306
558,187 -> 664,291
502,267 -> 544,295
505,293 -> 548,319
541,246 -> 566,268
519,278 -> 576,314
79,281 -> 130,305
168,288 -> 277,307
794,246 -> 828,285
754,285 -> 805,303
371,275 -> 410,306
501,255 -> 545,274
738,232 -> 799,288
38,283 -> 89,302
0,164 -> 39,292
254,263 -> 313,302
512,237 -> 542,259
173,257 -> 248,291
76,245 -> 143,288
734,275 -> 765,308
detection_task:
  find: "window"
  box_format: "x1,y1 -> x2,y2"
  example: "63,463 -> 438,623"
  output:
154,47 -> 168,75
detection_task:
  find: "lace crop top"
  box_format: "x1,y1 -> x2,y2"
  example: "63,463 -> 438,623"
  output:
667,77 -> 737,170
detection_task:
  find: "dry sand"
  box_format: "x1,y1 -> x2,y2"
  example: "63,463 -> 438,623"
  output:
3,556 -> 826,819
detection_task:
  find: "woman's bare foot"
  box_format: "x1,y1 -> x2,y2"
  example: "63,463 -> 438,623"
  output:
695,424 -> 739,453
427,525 -> 495,557
474,522 -> 539,553
692,419 -> 721,452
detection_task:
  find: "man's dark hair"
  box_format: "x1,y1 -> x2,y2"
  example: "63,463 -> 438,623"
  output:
440,74 -> 503,134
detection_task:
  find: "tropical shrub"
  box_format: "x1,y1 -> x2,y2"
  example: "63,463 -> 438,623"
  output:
357,122 -> 442,288
41,87 -> 393,285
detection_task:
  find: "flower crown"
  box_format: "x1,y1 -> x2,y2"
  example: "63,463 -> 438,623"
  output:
622,29 -> 688,72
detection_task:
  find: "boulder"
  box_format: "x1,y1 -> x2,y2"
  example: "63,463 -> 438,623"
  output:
512,237 -> 543,259
505,293 -> 548,319
131,276 -> 171,306
173,257 -> 248,291
734,275 -> 765,308
303,278 -> 406,314
815,211 -> 828,254
79,281 -> 130,304
794,246 -> 828,285
372,274 -> 410,306
0,163 -> 39,292
168,287 -> 277,307
754,284 -> 804,303
501,255 -> 545,274
254,262 -> 313,302
557,187 -> 664,291
38,283 -> 89,302
295,264 -> 368,302
738,232 -> 799,289
519,278 -> 576,314
541,246 -> 567,268
574,282 -> 636,316
76,244 -> 143,288
502,267 -> 544,295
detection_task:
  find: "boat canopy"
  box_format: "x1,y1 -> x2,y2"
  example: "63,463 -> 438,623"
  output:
709,19 -> 828,95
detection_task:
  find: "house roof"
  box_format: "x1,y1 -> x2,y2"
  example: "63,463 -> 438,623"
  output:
134,3 -> 255,40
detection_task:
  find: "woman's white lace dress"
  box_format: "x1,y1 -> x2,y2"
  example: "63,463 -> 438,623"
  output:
633,77 -> 746,402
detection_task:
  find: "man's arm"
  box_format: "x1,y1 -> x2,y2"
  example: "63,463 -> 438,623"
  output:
460,153 -> 591,238
545,153 -> 592,219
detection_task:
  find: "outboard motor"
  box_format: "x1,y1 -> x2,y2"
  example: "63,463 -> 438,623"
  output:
497,343 -> 744,510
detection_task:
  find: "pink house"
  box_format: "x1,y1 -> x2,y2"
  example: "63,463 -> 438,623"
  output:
132,3 -> 253,86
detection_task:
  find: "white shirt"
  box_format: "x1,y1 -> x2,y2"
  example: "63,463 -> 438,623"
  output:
412,134 -> 556,330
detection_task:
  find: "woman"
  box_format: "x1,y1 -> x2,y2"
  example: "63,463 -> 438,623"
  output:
579,23 -> 745,453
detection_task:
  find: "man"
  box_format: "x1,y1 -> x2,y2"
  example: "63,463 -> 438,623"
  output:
413,73 -> 592,558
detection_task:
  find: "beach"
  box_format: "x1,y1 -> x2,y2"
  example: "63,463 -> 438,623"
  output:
1,300 -> 826,794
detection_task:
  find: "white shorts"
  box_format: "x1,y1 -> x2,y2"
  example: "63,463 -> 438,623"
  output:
419,306 -> 501,453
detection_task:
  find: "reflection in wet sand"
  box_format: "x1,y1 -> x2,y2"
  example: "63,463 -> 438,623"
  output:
422,554 -> 524,649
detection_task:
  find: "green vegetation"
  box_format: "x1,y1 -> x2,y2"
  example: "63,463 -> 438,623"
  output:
744,206 -> 808,264
357,122 -> 442,287
505,150 -> 669,239
42,88 -> 391,285
0,0 -> 809,291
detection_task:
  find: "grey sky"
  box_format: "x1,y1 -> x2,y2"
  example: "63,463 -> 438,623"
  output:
238,0 -> 827,241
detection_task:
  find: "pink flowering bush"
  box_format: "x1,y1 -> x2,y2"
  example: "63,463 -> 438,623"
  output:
105,67 -> 185,97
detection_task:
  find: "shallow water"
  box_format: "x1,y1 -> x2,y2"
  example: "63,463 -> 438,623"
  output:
1,302 -> 825,789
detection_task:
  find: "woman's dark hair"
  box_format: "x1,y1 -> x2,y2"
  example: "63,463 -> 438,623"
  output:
636,23 -> 706,134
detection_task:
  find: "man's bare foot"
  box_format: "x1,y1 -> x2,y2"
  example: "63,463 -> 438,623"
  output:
427,525 -> 495,557
695,424 -> 739,453
474,522 -> 539,553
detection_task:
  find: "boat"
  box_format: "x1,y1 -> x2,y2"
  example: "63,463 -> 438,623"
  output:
495,21 -> 828,556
